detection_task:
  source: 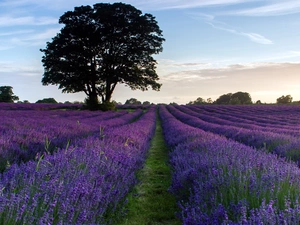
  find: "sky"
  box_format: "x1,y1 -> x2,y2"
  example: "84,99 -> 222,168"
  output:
2,0 -> 300,104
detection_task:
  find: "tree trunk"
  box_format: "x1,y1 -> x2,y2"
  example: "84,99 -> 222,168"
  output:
104,82 -> 117,103
87,92 -> 99,110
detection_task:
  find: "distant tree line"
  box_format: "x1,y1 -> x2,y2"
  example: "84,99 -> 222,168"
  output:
0,85 -> 298,106
187,92 -> 298,105
188,92 -> 253,105
124,98 -> 151,105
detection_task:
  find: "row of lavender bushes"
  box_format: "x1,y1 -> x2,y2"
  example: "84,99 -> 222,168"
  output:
196,104 -> 300,127
183,105 -> 300,166
159,105 -> 300,224
166,105 -> 300,165
0,102 -> 83,110
0,106 -> 156,224
184,105 -> 300,134
0,109 -> 144,172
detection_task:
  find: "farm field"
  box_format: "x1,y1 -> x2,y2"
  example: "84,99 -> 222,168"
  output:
2,103 -> 300,224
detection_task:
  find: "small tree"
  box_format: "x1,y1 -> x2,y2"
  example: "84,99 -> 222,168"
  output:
36,98 -> 58,104
207,98 -> 213,104
0,86 -> 19,103
277,95 -> 292,104
231,92 -> 252,104
188,97 -> 206,105
125,98 -> 141,105
142,101 -> 151,105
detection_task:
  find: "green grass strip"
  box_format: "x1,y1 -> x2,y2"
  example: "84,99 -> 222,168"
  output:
117,113 -> 181,225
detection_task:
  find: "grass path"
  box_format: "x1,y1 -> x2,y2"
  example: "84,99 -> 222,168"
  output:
117,112 -> 181,225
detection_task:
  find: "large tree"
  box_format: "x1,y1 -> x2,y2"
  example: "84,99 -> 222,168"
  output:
0,86 -> 19,103
40,3 -> 164,110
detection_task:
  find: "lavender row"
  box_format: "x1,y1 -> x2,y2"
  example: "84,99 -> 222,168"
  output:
0,106 -> 157,224
166,105 -> 300,164
181,105 -> 300,164
194,105 -> 300,127
159,105 -> 300,224
0,109 -> 144,172
0,102 -> 83,110
182,105 -> 300,136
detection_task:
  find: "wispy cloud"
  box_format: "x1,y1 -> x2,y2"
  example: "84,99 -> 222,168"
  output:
231,1 -> 300,16
0,16 -> 57,27
240,32 -> 273,45
0,29 -> 34,36
8,28 -> 61,47
131,0 -> 256,10
0,61 -> 42,76
207,21 -> 273,44
162,70 -> 226,82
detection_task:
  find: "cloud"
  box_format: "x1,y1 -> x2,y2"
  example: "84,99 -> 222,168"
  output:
131,0 -> 256,10
171,62 -> 211,68
231,1 -> 300,16
0,61 -> 43,76
0,46 -> 13,51
7,28 -> 61,47
240,32 -> 273,45
207,22 -> 273,44
155,62 -> 300,104
162,70 -> 226,82
0,16 -> 57,27
0,29 -> 34,36
25,28 -> 60,41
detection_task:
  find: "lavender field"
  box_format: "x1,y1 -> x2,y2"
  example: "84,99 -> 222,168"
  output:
161,104 -> 300,224
2,103 -> 300,224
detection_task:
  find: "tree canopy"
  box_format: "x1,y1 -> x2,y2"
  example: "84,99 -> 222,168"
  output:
125,98 -> 141,105
276,95 -> 292,104
0,86 -> 19,103
187,97 -> 206,105
36,98 -> 58,104
215,92 -> 252,105
215,93 -> 232,105
40,3 -> 165,110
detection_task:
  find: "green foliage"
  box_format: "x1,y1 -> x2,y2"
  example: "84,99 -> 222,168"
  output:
125,98 -> 141,105
99,102 -> 116,111
35,98 -> 57,104
84,96 -> 100,111
84,97 -> 116,111
229,97 -> 241,105
277,95 -> 292,104
215,93 -> 232,104
142,101 -> 151,105
187,97 -> 206,105
215,91 -> 252,105
0,86 -> 19,103
40,3 -> 164,110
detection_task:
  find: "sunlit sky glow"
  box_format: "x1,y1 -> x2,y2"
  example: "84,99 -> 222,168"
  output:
1,0 -> 300,104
